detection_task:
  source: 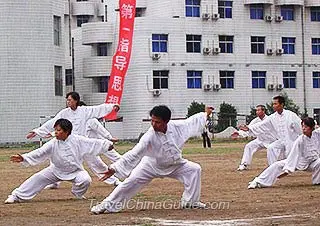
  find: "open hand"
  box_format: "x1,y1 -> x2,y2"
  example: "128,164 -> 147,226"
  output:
26,132 -> 36,139
99,168 -> 116,181
10,154 -> 24,163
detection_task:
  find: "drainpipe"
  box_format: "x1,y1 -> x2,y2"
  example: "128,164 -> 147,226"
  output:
301,5 -> 307,115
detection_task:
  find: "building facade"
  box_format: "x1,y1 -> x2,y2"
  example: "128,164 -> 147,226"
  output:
0,0 -> 320,143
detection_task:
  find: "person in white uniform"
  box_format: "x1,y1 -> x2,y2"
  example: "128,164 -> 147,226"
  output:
26,92 -> 120,188
248,117 -> 320,189
90,105 -> 214,214
237,105 -> 277,171
5,119 -> 114,204
239,95 -> 302,165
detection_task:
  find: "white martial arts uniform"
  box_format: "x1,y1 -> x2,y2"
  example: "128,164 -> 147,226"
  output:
7,135 -> 113,201
248,109 -> 302,164
32,104 -> 117,183
250,128 -> 320,187
239,115 -> 277,167
91,112 -> 207,213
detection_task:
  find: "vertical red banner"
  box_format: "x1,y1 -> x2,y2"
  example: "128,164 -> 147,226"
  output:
105,0 -> 136,120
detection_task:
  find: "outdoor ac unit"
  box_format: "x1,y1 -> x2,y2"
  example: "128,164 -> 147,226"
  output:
267,83 -> 275,90
265,15 -> 273,22
151,53 -> 161,60
213,83 -> 221,90
212,47 -> 221,54
203,83 -> 212,91
202,13 -> 210,20
152,89 -> 161,96
203,47 -> 211,54
275,15 -> 283,22
276,48 -> 284,55
212,13 -> 220,20
276,84 -> 283,90
266,48 -> 274,55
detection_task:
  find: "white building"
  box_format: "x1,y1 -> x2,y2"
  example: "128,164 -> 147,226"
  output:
0,0 -> 320,143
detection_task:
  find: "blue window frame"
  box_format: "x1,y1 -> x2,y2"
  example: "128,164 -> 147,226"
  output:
250,4 -> 264,20
251,36 -> 265,54
219,35 -> 233,53
312,38 -> 320,55
186,34 -> 201,53
252,71 -> 266,88
185,0 -> 200,17
282,37 -> 295,54
152,34 -> 168,53
153,70 -> 169,89
218,0 -> 232,19
187,71 -> 202,89
283,71 -> 296,88
220,71 -> 234,89
313,72 -> 320,88
281,5 -> 294,20
311,7 -> 320,22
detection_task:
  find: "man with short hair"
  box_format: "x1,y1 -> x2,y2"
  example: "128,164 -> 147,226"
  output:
91,105 -> 213,214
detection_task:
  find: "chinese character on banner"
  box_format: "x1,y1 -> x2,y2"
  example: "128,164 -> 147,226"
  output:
105,0 -> 136,120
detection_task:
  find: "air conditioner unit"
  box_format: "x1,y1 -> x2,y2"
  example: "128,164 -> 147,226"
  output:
213,83 -> 221,90
202,13 -> 210,20
151,53 -> 161,60
212,13 -> 220,20
276,84 -> 283,90
152,89 -> 161,96
266,48 -> 274,55
275,15 -> 283,22
276,48 -> 284,55
267,83 -> 275,90
212,47 -> 221,54
203,47 -> 211,55
265,15 -> 273,22
203,83 -> 212,91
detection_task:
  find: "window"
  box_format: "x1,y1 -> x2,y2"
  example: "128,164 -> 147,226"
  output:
251,36 -> 265,54
135,8 -> 146,17
311,7 -> 320,22
53,16 -> 61,46
153,70 -> 169,89
186,35 -> 201,53
220,71 -> 234,89
77,15 -> 90,27
252,71 -> 266,88
152,34 -> 168,53
219,35 -> 233,53
281,5 -> 294,20
97,43 -> 108,56
97,77 -> 109,92
218,0 -> 232,18
65,69 -> 73,86
185,0 -> 200,17
282,37 -> 295,54
312,38 -> 320,55
313,72 -> 320,88
187,71 -> 202,89
250,4 -> 264,20
283,71 -> 296,88
54,66 -> 63,96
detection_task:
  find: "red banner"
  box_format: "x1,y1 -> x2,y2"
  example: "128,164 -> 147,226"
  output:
105,0 -> 136,120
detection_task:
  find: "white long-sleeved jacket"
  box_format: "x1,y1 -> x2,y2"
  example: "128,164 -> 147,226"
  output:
86,118 -> 113,140
21,134 -> 113,180
110,112 -> 207,179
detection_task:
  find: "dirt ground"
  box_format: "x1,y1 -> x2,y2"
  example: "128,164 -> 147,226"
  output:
0,141 -> 319,225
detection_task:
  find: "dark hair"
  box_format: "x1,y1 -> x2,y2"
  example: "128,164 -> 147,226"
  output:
66,92 -> 80,106
149,105 -> 171,122
79,101 -> 87,106
273,95 -> 285,105
256,104 -> 266,112
54,118 -> 73,135
301,117 -> 315,129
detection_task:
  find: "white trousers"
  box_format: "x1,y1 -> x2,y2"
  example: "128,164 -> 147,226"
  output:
11,167 -> 91,200
100,158 -> 202,212
240,139 -> 266,166
266,140 -> 288,165
256,158 -> 320,187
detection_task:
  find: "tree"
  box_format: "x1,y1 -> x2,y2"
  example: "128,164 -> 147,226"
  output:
187,101 -> 205,117
216,102 -> 237,132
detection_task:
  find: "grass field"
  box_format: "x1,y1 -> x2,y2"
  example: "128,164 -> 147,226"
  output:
0,139 -> 319,225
